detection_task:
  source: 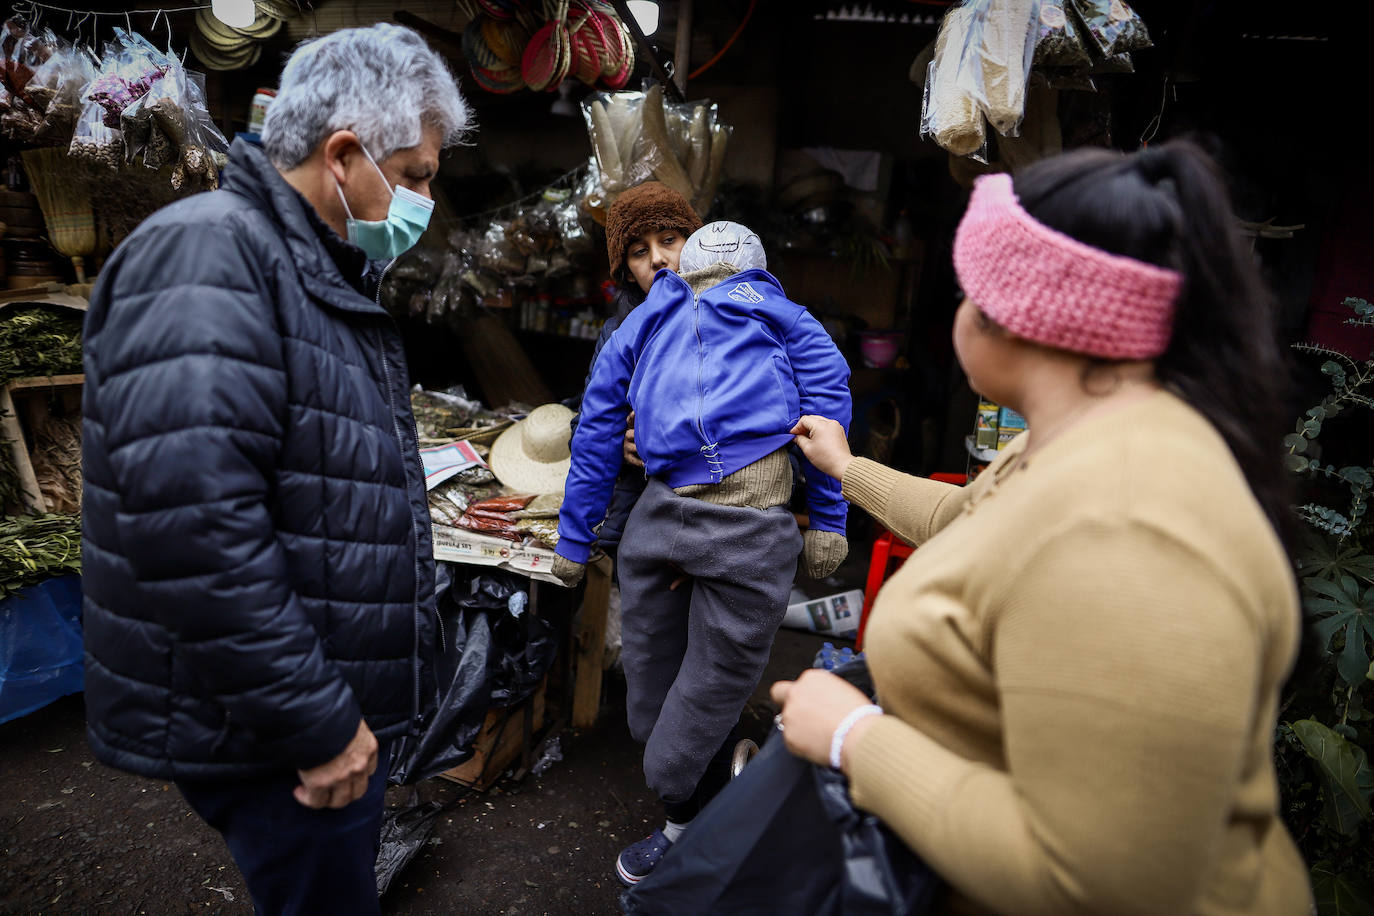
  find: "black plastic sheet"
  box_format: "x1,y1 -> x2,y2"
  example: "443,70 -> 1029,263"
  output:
388,565 -> 559,785
622,661 -> 941,915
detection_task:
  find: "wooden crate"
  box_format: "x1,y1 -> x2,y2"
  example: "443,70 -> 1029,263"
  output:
438,680 -> 547,790
1,374 -> 84,514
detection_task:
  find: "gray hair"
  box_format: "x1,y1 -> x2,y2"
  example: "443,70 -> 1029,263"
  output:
262,23 -> 472,169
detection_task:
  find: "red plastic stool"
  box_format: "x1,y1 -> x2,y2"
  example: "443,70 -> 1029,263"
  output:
856,473 -> 967,650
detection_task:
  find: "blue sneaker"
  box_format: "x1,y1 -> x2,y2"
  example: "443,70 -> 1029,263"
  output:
616,828 -> 673,886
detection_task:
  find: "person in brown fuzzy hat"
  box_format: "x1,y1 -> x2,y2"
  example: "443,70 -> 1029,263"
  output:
605,180 -> 704,294
572,182 -> 705,553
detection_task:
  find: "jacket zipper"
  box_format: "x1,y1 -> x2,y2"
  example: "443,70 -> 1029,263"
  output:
372,258 -> 430,731
693,291 -> 708,446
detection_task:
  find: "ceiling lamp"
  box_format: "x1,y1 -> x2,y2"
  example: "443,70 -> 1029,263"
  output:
627,0 -> 659,37
212,0 -> 257,30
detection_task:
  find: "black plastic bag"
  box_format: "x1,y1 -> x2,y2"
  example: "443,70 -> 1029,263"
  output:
375,797 -> 445,897
623,661 -> 941,915
388,567 -> 559,785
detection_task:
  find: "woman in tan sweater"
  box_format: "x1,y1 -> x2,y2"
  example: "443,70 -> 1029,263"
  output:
773,141 -> 1314,915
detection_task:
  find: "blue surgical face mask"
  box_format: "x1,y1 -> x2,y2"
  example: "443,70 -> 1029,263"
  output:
334,145 -> 434,260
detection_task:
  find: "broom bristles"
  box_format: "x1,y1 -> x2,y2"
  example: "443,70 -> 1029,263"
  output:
20,148 -> 97,258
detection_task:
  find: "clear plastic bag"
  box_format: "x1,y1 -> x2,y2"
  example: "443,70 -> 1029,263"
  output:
1032,0 -> 1092,68
921,7 -> 986,156
1069,0 -> 1151,58
122,61 -> 227,187
70,41 -> 124,169
0,20 -> 55,140
87,29 -> 168,130
582,87 -> 660,196
952,0 -> 1043,138
582,83 -> 728,217
25,41 -> 97,145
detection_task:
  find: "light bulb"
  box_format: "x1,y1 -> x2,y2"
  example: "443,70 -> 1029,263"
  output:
627,0 -> 659,37
212,0 -> 257,30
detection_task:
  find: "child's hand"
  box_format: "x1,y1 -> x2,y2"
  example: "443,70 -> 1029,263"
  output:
624,410 -> 645,468
552,555 -> 586,587
791,415 -> 853,482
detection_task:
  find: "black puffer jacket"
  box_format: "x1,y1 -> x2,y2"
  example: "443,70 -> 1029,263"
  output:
82,140 -> 436,780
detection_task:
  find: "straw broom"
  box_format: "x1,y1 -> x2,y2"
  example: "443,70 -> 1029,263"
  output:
21,148 -> 97,284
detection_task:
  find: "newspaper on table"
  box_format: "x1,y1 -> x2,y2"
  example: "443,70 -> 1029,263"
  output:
431,523 -> 562,586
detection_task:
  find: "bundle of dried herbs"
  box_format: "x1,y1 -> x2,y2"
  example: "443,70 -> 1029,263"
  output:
410,386 -> 511,443
0,306 -> 83,383
32,413 -> 81,513
0,512 -> 81,599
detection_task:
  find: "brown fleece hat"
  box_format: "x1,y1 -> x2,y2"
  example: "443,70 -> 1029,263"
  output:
606,181 -> 703,280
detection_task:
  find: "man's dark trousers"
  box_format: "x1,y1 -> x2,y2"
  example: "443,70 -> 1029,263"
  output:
176,743 -> 390,916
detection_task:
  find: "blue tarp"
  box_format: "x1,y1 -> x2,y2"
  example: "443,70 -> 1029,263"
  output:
0,574 -> 83,724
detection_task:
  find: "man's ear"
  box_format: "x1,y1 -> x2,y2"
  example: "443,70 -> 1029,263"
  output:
322,130 -> 362,188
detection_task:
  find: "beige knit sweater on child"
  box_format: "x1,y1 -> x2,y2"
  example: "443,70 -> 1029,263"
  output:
842,389 -> 1312,916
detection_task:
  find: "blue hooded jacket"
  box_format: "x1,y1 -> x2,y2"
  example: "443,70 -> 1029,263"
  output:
557,268 -> 851,564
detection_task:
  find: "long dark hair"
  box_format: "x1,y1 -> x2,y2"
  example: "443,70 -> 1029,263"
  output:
1011,140 -> 1293,542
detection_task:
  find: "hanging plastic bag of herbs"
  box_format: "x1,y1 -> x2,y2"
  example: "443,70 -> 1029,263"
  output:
87,29 -> 168,129
1033,0 -> 1092,69
1068,0 -> 1152,59
71,35 -> 129,169
0,21 -> 56,140
25,40 -> 98,145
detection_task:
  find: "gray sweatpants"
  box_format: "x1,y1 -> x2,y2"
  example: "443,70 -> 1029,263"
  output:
617,478 -> 803,804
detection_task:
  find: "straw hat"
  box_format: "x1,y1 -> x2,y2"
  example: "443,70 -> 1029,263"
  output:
489,404 -> 575,494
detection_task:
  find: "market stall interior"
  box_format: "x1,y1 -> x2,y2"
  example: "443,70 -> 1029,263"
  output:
1,0 -> 1369,909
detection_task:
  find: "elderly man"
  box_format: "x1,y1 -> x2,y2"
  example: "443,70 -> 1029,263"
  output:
80,24 -> 469,913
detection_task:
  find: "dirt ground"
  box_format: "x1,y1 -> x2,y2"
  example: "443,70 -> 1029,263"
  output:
0,626 -> 836,916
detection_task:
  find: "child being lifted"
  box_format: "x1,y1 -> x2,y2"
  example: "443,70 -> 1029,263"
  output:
552,219 -> 852,885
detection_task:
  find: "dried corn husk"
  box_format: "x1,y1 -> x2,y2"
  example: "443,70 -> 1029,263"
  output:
693,122 -> 731,216
642,83 -> 694,201
687,105 -> 710,188
589,99 -> 623,188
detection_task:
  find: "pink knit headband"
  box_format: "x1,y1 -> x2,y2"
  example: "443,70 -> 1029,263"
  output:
952,173 -> 1183,360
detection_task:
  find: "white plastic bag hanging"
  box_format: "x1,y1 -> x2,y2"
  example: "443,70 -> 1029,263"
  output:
953,0 -> 1042,138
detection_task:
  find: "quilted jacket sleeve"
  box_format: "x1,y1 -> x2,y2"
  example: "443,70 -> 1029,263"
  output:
785,308 -> 852,535
85,218 -> 362,769
556,329 -> 635,564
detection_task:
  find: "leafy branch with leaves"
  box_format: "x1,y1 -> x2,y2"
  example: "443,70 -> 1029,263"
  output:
1280,297 -> 1374,913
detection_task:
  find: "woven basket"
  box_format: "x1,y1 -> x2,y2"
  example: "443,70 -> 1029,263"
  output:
521,2 -> 572,93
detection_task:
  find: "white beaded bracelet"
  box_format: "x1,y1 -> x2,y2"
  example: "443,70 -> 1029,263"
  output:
830,704 -> 883,771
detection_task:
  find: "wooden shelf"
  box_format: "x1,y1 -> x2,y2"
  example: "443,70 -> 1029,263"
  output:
1,373 -> 84,514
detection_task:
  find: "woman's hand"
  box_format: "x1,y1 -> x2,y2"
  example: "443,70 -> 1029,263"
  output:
770,669 -> 877,771
790,415 -> 854,482
623,410 -> 644,468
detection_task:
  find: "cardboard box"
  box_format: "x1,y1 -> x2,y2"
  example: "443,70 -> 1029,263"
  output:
975,401 -> 1000,450
996,406 -> 1027,450
439,681 -> 546,790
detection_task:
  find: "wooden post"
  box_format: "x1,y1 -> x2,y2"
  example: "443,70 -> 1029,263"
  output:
571,554 -> 614,728
674,0 -> 694,96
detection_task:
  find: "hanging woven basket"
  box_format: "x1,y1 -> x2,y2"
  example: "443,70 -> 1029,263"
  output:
521,1 -> 572,93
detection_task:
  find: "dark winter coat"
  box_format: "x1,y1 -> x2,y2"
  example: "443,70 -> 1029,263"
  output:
81,139 -> 436,780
